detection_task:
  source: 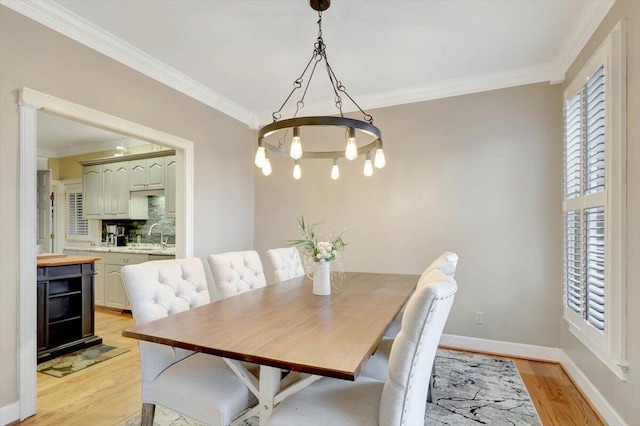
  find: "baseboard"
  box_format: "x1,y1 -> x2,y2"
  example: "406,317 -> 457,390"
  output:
559,352 -> 628,426
440,334 -> 627,426
0,401 -> 19,426
440,334 -> 564,362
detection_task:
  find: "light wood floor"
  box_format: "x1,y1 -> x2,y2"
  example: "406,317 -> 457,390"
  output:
18,309 -> 605,426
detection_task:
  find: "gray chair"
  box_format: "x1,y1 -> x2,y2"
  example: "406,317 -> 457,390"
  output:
122,258 -> 256,425
207,250 -> 267,299
266,270 -> 457,425
266,247 -> 305,283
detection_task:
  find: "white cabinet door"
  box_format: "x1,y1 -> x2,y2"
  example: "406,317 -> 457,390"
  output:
147,157 -> 165,190
165,156 -> 176,218
94,263 -> 105,307
129,159 -> 147,191
129,158 -> 165,191
114,162 -> 130,218
105,265 -> 128,310
101,163 -> 117,216
83,165 -> 101,218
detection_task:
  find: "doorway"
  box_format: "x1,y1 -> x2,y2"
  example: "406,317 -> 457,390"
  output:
18,87 -> 195,420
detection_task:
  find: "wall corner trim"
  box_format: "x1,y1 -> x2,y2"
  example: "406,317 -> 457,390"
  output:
0,401 -> 20,426
440,334 -> 628,426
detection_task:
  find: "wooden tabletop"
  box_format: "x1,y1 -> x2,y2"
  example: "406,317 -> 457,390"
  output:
37,254 -> 102,267
123,272 -> 418,380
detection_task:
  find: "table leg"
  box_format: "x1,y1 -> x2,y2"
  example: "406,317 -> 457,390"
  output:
258,365 -> 280,426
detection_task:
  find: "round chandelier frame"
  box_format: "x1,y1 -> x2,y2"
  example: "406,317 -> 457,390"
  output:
254,0 -> 386,179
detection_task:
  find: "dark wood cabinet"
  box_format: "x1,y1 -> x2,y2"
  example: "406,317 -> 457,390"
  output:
37,260 -> 102,363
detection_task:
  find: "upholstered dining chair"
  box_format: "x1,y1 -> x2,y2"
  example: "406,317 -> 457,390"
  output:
266,270 -> 458,426
122,258 -> 256,426
207,250 -> 267,299
384,251 -> 459,339
266,247 -> 305,283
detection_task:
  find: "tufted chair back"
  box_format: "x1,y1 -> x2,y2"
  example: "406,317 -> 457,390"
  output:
380,270 -> 457,426
420,251 -> 459,280
207,250 -> 267,299
122,258 -> 211,383
266,247 -> 305,283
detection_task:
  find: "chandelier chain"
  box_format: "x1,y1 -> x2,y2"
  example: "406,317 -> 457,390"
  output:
270,9 -> 375,125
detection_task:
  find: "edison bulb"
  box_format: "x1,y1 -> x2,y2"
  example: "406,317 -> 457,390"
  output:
374,148 -> 386,168
290,127 -> 302,160
345,128 -> 358,160
261,158 -> 272,176
293,161 -> 302,180
254,146 -> 266,168
363,153 -> 373,177
331,160 -> 340,180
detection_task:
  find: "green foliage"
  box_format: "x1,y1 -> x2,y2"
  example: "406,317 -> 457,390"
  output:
290,215 -> 346,263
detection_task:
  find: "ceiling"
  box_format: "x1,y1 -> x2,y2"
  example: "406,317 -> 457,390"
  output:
37,111 -> 146,158
7,0 -> 614,143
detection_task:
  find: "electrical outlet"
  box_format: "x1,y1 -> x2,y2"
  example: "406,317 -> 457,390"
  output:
475,311 -> 484,324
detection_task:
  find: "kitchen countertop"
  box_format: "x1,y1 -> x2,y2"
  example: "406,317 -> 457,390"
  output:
65,244 -> 176,256
37,254 -> 102,267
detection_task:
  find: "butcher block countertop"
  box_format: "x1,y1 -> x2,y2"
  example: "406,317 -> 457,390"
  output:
37,254 -> 102,267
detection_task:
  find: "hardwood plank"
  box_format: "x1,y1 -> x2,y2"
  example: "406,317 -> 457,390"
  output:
37,255 -> 102,267
20,309 -> 141,426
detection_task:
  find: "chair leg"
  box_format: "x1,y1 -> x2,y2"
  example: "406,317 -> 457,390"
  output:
426,362 -> 436,403
141,403 -> 156,426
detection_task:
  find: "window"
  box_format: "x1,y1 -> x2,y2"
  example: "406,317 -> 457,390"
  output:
66,186 -> 89,238
562,22 -> 626,379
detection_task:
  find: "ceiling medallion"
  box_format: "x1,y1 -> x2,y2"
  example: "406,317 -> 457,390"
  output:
254,0 -> 385,180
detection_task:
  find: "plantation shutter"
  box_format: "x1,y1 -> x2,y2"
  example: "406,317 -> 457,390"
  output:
585,66 -> 606,195
565,92 -> 582,199
67,190 -> 89,237
585,207 -> 605,331
563,64 -> 607,334
565,210 -> 582,315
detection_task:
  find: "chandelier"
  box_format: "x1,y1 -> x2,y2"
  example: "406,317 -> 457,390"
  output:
254,0 -> 385,180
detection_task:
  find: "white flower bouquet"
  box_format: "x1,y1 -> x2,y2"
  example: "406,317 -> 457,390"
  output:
290,216 -> 346,263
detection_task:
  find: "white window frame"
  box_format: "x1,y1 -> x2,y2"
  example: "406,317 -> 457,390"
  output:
62,180 -> 99,244
562,20 -> 627,380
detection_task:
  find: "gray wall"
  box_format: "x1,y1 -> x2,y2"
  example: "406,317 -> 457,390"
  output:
0,5 -> 254,407
254,82 -> 563,348
560,1 -> 640,424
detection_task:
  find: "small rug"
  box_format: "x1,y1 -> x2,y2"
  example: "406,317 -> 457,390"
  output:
121,349 -> 541,425
37,344 -> 129,378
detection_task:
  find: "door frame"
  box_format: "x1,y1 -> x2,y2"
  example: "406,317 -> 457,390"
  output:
18,87 -> 195,419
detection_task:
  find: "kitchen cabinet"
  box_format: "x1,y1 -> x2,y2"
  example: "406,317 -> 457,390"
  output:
83,165 -> 101,218
37,257 -> 102,362
165,155 -> 176,218
82,161 -> 148,220
101,162 -> 131,218
130,157 -> 165,191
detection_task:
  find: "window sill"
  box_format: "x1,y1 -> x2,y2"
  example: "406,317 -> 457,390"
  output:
565,317 -> 628,381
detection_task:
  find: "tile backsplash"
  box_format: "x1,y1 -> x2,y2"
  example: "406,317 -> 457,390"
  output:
103,195 -> 175,245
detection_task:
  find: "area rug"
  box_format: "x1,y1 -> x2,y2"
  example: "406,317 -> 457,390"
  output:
121,349 -> 541,425
37,344 -> 129,378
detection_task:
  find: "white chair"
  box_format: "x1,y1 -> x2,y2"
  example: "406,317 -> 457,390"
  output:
122,258 -> 256,426
266,270 -> 458,426
384,251 -> 459,339
207,250 -> 267,299
266,247 -> 305,283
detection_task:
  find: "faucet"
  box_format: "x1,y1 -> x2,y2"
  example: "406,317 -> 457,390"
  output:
148,223 -> 168,247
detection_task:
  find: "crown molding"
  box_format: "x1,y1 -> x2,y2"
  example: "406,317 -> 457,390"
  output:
2,0 -> 613,129
1,0 -> 255,127
549,0 -> 616,83
255,62 -> 555,126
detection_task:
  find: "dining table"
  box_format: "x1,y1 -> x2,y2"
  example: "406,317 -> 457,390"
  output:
122,271 -> 419,425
